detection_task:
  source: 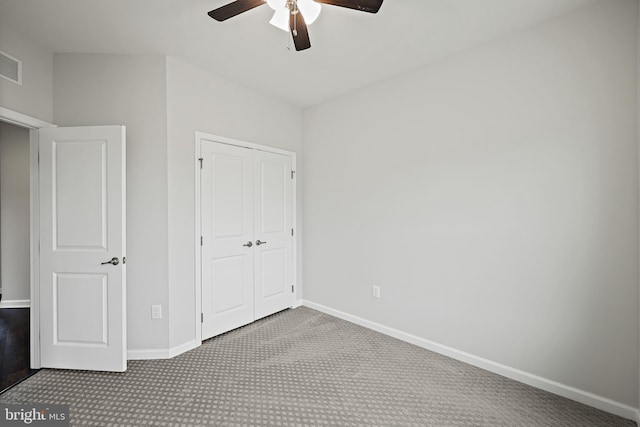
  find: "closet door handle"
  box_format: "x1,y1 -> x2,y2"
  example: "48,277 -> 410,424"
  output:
243,241 -> 253,248
255,240 -> 267,246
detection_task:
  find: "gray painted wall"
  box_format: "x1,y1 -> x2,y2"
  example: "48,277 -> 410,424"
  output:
53,54 -> 170,352
0,25 -> 53,123
165,57 -> 303,350
52,54 -> 304,354
3,0 -> 639,413
303,0 -> 639,407
0,122 -> 30,302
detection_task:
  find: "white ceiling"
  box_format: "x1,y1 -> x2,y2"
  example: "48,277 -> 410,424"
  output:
0,0 -> 597,107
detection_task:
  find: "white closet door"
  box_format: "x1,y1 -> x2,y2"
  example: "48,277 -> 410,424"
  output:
201,142 -> 254,340
200,138 -> 295,340
253,151 -> 293,319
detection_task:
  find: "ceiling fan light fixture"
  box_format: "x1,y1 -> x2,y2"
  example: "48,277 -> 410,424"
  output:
265,0 -> 282,10
269,7 -> 290,31
268,0 -> 321,32
208,0 -> 383,51
297,0 -> 321,25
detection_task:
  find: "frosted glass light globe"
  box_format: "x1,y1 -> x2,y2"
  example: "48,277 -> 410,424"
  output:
267,0 -> 293,10
297,0 -> 321,25
268,0 -> 322,32
269,7 -> 290,32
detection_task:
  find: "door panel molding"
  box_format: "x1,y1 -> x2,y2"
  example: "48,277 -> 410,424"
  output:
195,132 -> 297,344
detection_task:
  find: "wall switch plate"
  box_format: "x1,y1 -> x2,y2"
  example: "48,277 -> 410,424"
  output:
372,285 -> 381,299
151,304 -> 162,319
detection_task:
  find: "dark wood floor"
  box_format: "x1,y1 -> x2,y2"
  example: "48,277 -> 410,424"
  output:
0,308 -> 38,393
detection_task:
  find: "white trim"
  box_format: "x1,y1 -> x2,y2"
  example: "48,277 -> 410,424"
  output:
303,300 -> 639,422
291,154 -> 298,302
292,299 -> 303,308
194,133 -> 202,345
29,129 -> 41,369
127,348 -> 169,360
636,3 -> 640,417
169,339 -> 199,358
0,107 -> 54,130
194,131 -> 298,345
196,132 -> 295,157
127,340 -> 199,360
0,299 -> 30,308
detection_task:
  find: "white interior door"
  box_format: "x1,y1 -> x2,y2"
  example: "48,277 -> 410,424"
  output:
39,125 -> 126,372
201,141 -> 254,340
254,151 -> 293,319
200,139 -> 294,341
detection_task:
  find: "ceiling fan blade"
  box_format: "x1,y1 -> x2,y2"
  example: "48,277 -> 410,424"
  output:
290,12 -> 311,51
313,0 -> 383,13
208,0 -> 266,22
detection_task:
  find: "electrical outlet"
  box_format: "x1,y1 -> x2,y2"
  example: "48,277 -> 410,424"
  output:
372,285 -> 381,299
151,304 -> 162,319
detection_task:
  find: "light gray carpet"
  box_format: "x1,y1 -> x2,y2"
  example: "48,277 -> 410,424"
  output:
0,307 -> 635,426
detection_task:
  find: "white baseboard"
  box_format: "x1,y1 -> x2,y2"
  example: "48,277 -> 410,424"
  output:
127,348 -> 169,360
169,339 -> 199,358
291,299 -> 303,308
128,339 -> 199,360
302,300 -> 639,422
0,299 -> 30,308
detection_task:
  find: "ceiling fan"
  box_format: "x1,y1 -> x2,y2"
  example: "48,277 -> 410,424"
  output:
208,0 -> 384,51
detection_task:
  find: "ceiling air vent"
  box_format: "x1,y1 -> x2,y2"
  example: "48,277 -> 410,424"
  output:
0,51 -> 22,85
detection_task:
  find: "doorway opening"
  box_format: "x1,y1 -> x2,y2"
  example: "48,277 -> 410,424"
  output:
0,121 -> 38,392
0,106 -> 56,374
0,108 -> 127,374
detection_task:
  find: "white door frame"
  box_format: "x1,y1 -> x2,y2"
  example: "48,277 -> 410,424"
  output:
194,131 -> 297,344
0,106 -> 56,369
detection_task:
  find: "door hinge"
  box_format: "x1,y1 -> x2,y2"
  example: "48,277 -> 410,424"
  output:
291,170 -> 295,179
292,285 -> 295,293
200,236 -> 203,246
199,157 -> 203,169
291,228 -> 294,236
201,313 -> 204,323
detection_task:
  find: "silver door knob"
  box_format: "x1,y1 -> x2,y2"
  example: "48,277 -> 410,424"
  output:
243,241 -> 253,247
255,240 -> 267,246
101,257 -> 120,265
